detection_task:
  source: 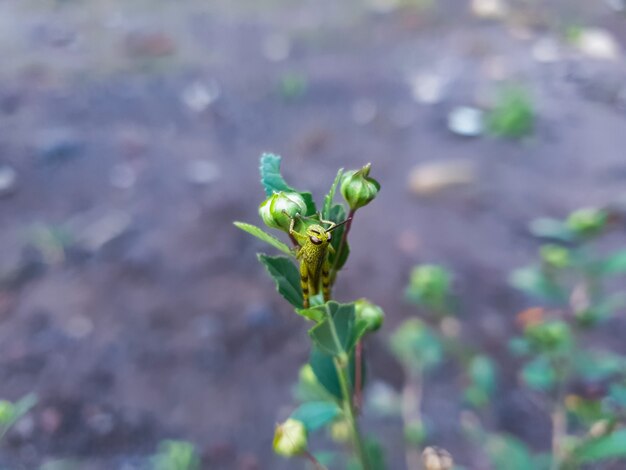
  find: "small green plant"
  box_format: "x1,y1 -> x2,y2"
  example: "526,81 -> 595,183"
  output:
151,440 -> 200,470
235,154 -> 383,469
0,394 -> 37,442
487,84 -> 535,139
509,206 -> 626,469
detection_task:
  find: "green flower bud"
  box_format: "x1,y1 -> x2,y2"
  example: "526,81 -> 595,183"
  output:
259,191 -> 307,232
0,400 -> 14,424
566,208 -> 607,237
340,163 -> 380,210
273,419 -> 307,457
540,244 -> 570,268
354,298 -> 384,333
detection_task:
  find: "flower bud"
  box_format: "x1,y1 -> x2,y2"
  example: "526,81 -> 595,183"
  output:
330,420 -> 351,444
273,419 -> 307,457
354,299 -> 384,333
259,191 -> 307,232
340,163 -> 380,210
422,446 -> 454,470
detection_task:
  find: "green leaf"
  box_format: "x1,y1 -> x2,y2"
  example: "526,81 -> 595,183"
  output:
258,153 -> 317,216
259,153 -> 295,197
257,254 -> 303,308
486,434 -> 534,470
300,192 -> 317,217
520,356 -> 556,391
509,266 -> 564,302
389,319 -> 443,372
323,169 -> 344,221
328,204 -> 349,270
309,302 -> 355,356
573,351 -> 626,382
468,355 -> 497,396
295,305 -> 326,323
309,345 -> 364,400
529,217 -> 574,243
233,222 -> 293,256
573,429 -> 626,463
291,401 -> 342,432
601,249 -> 626,276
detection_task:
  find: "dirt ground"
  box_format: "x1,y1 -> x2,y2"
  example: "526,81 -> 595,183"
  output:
1,0 -> 626,468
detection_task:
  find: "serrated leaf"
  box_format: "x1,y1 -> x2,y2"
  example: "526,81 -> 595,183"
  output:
234,222 -> 293,256
259,153 -> 295,197
309,302 -> 355,356
257,254 -> 303,308
389,319 -> 443,372
573,429 -> 626,463
323,169 -> 343,220
291,401 -> 342,432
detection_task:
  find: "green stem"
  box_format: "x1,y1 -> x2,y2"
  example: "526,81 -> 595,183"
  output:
325,306 -> 370,470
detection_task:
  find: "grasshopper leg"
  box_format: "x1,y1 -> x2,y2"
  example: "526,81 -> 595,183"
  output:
321,258 -> 331,302
300,262 -> 310,308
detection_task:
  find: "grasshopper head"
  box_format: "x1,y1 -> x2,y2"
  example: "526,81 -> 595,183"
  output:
306,224 -> 331,246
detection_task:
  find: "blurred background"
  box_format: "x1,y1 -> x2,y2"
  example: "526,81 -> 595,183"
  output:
1,0 -> 626,469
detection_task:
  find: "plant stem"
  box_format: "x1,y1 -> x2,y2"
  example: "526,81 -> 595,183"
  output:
354,341 -> 363,413
304,450 -> 328,470
325,306 -> 370,470
401,368 -> 424,470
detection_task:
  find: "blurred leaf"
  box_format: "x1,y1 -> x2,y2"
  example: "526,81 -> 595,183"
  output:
521,356 -> 556,391
234,222 -> 293,256
566,397 -> 606,425
485,434 -> 534,470
323,169 -> 344,221
258,254 -> 303,308
152,440 -> 200,470
405,265 -> 452,313
312,451 -> 337,467
468,355 -> 497,395
390,319 -> 443,372
573,429 -> 626,463
487,85 -> 534,140
573,351 -> 626,382
600,249 -> 626,276
529,218 -> 574,243
509,266 -> 564,302
524,320 -> 572,353
508,337 -> 531,357
309,346 -> 364,401
291,402 -> 342,432
609,383 -> 626,409
309,302 -> 355,356
347,439 -> 386,470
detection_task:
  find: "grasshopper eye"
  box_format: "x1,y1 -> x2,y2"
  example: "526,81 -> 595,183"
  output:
310,236 -> 322,245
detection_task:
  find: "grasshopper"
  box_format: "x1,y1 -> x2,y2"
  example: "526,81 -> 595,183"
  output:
287,213 -> 350,308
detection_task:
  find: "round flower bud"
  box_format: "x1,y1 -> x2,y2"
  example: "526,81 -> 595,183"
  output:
354,299 -> 384,333
340,163 -> 380,210
259,191 -> 307,232
273,419 -> 307,457
422,446 -> 454,470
